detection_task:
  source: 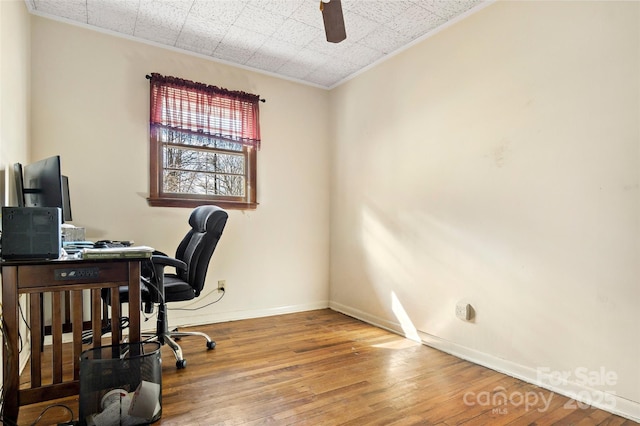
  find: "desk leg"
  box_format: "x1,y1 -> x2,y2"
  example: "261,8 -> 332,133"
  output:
128,261 -> 141,343
2,266 -> 19,423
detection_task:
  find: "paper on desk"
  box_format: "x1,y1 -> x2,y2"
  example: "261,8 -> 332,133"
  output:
81,246 -> 155,259
82,246 -> 154,253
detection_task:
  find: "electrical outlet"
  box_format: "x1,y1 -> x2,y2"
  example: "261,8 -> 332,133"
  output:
217,279 -> 226,292
455,302 -> 471,321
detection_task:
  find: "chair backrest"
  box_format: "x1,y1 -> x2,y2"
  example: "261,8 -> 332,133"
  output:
174,205 -> 228,296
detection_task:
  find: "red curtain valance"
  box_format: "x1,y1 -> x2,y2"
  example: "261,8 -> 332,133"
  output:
148,72 -> 261,149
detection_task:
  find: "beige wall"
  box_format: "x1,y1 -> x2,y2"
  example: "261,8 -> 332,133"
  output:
30,16 -> 331,325
329,0 -> 639,419
0,0 -> 30,200
0,0 -> 32,385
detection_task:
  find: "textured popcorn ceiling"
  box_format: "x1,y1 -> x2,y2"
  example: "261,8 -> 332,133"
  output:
25,0 -> 487,88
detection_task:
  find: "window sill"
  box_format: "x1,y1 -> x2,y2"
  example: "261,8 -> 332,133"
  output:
147,197 -> 258,210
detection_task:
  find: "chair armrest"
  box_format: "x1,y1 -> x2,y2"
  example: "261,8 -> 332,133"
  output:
146,255 -> 188,304
150,255 -> 187,272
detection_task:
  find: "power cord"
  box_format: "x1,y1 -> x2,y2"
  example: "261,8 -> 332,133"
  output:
28,404 -> 74,426
17,302 -> 30,354
0,309 -> 19,426
18,303 -> 30,332
0,307 -> 8,423
168,288 -> 226,311
142,306 -> 158,323
140,281 -> 225,314
81,317 -> 130,344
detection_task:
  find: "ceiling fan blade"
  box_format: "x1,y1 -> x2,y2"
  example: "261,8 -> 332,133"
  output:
320,0 -> 346,43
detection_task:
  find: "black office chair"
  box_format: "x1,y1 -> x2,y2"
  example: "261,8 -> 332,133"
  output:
104,205 -> 228,368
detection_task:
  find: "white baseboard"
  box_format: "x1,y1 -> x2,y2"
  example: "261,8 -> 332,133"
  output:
329,301 -> 640,424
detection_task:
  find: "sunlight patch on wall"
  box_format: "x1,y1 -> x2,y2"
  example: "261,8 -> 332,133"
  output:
361,205 -> 425,339
391,291 -> 421,342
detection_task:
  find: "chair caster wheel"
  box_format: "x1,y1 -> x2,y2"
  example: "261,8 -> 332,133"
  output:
176,359 -> 187,369
207,341 -> 216,350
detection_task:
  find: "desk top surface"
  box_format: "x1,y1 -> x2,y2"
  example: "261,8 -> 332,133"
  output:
0,255 -> 149,267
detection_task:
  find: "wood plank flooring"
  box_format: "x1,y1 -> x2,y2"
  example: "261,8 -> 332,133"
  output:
16,309 -> 638,425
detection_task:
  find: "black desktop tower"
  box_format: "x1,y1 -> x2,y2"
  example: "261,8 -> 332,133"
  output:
1,207 -> 61,260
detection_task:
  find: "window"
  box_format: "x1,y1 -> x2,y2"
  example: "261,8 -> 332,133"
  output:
147,73 -> 262,209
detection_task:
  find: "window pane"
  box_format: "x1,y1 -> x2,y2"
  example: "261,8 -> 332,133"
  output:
162,145 -> 245,197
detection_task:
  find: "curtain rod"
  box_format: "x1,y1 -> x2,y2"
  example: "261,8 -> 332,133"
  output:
145,74 -> 266,103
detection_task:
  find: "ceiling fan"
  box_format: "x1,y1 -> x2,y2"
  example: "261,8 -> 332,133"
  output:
320,0 -> 347,43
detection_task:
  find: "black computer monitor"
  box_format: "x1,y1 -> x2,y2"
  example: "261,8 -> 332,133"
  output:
13,163 -> 25,207
21,155 -> 71,223
61,175 -> 73,222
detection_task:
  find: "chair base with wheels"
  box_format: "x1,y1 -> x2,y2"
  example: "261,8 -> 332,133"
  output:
142,302 -> 216,369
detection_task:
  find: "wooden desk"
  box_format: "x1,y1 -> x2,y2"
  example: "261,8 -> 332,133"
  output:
1,257 -> 143,424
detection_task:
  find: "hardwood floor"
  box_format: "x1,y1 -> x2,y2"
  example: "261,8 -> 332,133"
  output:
16,309 -> 638,425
